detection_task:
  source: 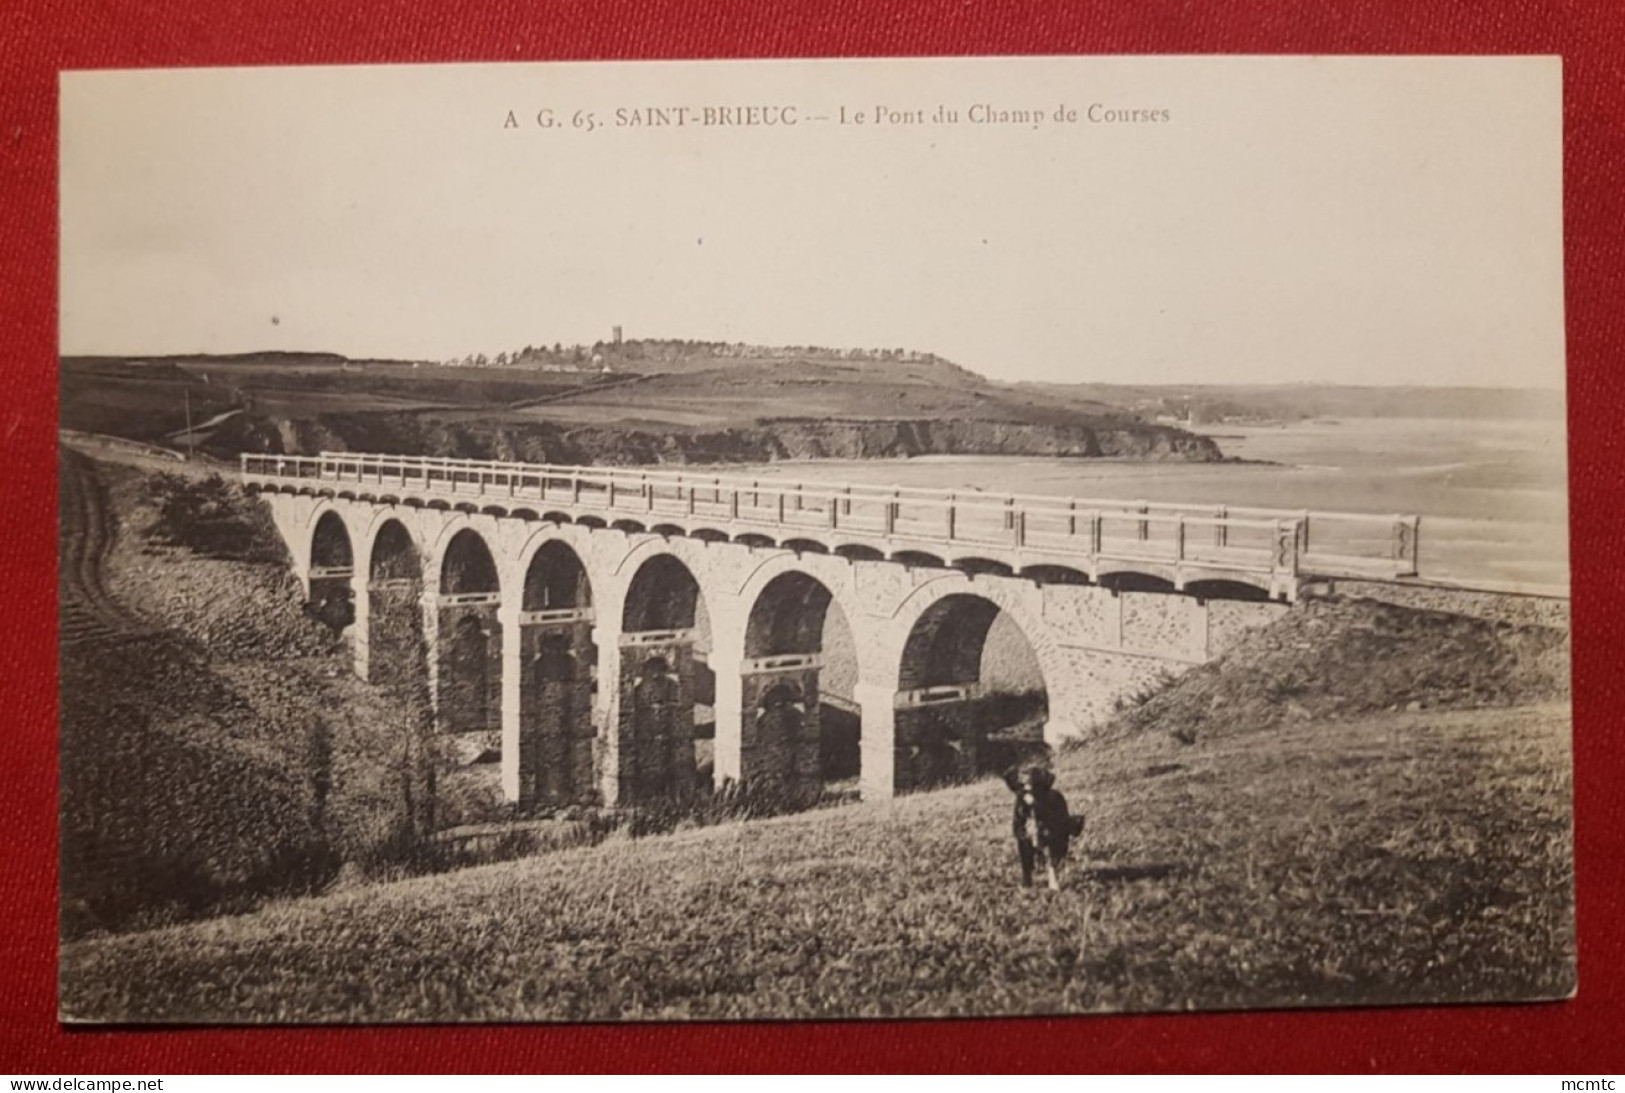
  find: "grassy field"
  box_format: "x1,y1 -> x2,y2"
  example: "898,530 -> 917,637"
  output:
60,700 -> 1573,1023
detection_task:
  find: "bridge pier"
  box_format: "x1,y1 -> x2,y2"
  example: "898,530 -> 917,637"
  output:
855,682 -> 897,803
712,666 -> 744,787
350,565 -> 372,680
499,600 -> 524,801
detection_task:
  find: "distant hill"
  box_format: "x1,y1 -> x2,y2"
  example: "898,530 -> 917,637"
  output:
60,349 -> 1223,466
1017,382 -> 1566,424
435,337 -> 989,386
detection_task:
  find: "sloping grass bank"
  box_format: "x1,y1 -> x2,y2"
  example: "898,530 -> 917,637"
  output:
61,701 -> 1573,1023
60,455 -> 427,938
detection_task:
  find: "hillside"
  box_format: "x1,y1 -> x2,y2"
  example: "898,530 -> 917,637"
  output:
60,349 -> 1224,466
59,703 -> 1573,1022
59,448 -> 430,939
1106,596 -> 1571,746
60,586 -> 1572,1022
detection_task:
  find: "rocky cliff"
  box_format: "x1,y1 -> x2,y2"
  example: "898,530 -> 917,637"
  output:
211,411 -> 1224,465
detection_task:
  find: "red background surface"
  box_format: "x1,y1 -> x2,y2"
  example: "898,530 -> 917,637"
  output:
3,0 -> 1622,1073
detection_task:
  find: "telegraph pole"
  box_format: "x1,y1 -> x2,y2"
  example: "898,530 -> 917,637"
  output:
183,387 -> 194,461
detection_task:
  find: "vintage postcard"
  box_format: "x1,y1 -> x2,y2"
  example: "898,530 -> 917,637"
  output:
57,56 -> 1572,1023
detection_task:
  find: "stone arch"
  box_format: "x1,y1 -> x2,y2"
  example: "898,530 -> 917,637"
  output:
522,538 -> 594,611
437,527 -> 502,596
884,577 -> 1055,794
744,570 -> 834,658
363,516 -> 427,688
736,567 -> 861,793
607,537 -> 728,636
367,516 -> 422,582
606,548 -> 714,804
306,508 -> 356,631
622,552 -> 705,633
432,528 -> 503,736
884,576 -> 1055,686
513,533 -> 598,807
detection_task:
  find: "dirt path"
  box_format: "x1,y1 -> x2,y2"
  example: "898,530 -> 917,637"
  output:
58,447 -> 151,647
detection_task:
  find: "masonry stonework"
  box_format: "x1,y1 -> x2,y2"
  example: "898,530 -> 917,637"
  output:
255,492 -> 1286,806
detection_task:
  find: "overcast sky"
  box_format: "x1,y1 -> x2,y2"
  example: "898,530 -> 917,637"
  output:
60,56 -> 1563,388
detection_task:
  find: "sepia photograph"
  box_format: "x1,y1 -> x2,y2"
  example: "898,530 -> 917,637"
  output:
56,55 -> 1573,1024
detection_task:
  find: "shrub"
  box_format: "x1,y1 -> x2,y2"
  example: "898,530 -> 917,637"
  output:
144,472 -> 286,562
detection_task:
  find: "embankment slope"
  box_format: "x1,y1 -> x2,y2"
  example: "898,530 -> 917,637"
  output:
61,593 -> 1572,1022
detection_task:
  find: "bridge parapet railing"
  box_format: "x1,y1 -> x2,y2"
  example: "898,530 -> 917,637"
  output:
239,452 -> 1417,580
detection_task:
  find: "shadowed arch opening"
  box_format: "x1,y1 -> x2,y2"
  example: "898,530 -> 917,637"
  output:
623,554 -> 702,633
524,540 -> 593,611
1021,564 -> 1091,586
518,540 -> 597,807
893,550 -> 946,569
364,520 -> 427,712
894,593 -> 1048,794
1183,578 -> 1271,603
834,544 -> 885,562
740,570 -> 860,796
435,529 -> 502,741
307,511 -> 354,631
745,571 -> 833,659
782,538 -> 829,555
439,529 -> 500,595
369,520 -> 419,582
1100,570 -> 1177,594
613,554 -> 710,804
952,557 -> 1013,578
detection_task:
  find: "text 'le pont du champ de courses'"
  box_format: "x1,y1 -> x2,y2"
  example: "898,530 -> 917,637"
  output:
503,102 -> 1173,133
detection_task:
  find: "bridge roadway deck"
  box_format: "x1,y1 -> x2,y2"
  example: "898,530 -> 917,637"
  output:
241,452 -> 1421,598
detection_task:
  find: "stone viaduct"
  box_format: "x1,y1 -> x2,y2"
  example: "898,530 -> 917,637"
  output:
243,453 -> 1421,807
